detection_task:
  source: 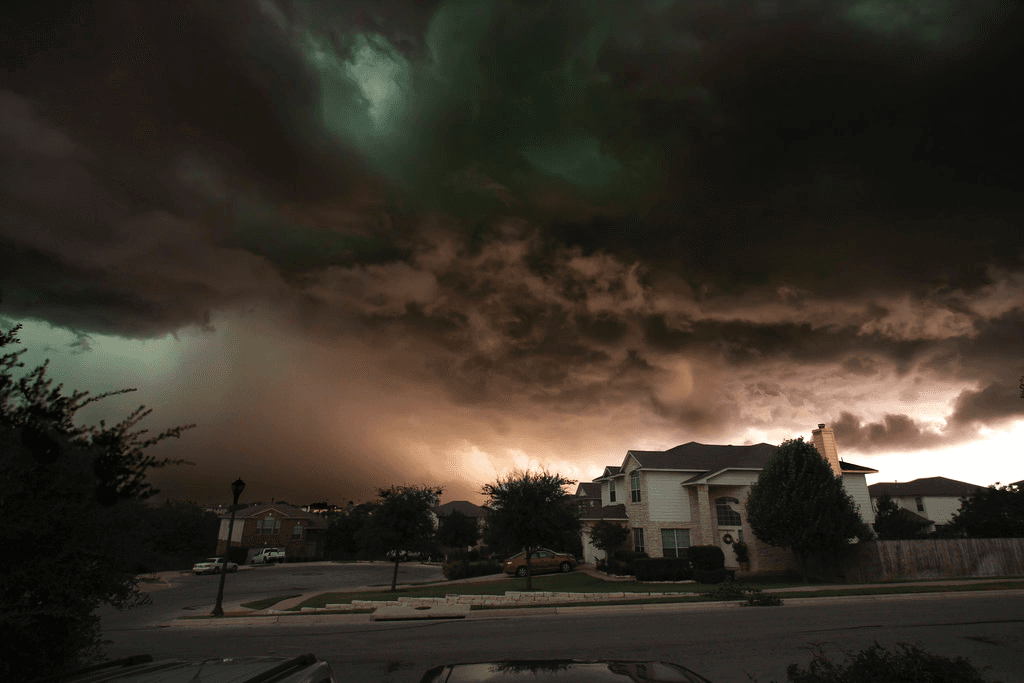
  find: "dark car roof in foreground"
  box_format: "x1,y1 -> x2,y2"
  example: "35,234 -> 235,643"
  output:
419,659 -> 711,682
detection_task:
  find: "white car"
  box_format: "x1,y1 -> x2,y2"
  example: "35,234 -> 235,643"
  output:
192,557 -> 238,575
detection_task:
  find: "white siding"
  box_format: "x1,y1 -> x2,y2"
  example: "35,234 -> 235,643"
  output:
843,474 -> 874,525
706,471 -> 759,487
646,472 -> 690,521
923,496 -> 964,525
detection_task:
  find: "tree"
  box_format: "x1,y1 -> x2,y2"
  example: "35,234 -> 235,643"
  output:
949,482 -> 1024,538
588,520 -> 631,562
325,501 -> 377,560
482,470 -> 581,590
435,509 -> 480,557
872,494 -> 930,540
0,322 -> 193,680
357,485 -> 442,591
134,500 -> 221,572
745,438 -> 873,582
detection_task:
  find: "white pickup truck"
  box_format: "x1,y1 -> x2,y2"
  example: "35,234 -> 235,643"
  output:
249,547 -> 286,564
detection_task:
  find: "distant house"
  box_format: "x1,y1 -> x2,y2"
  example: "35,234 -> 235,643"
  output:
868,476 -> 985,534
577,424 -> 877,572
216,502 -> 329,562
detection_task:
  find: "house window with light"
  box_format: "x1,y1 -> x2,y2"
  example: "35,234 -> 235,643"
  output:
609,480 -> 616,503
258,515 -> 281,535
630,470 -> 641,503
632,528 -> 645,553
661,529 -> 690,558
292,522 -> 303,540
716,497 -> 742,526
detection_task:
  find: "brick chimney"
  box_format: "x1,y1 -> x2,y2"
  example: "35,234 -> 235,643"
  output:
811,423 -> 842,477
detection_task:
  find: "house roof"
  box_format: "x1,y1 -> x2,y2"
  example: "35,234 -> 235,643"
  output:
580,504 -> 628,522
868,476 -> 984,499
840,461 -> 878,473
595,466 -> 622,480
597,440 -> 876,485
575,482 -> 601,498
435,500 -> 486,518
628,442 -> 781,472
226,503 -> 328,528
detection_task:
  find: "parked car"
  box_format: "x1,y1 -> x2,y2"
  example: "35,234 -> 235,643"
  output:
249,547 -> 287,564
192,557 -> 238,575
386,549 -> 423,562
503,549 -> 577,577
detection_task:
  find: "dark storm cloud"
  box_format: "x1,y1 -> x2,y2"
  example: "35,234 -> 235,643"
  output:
833,411 -> 946,453
1,0 -> 1023,481
949,382 -> 1024,427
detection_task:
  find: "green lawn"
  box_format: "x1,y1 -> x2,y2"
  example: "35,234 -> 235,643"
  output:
294,573 -> 785,610
292,573 -> 1024,611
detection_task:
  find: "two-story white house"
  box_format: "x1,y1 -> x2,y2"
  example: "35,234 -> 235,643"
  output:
578,424 -> 877,572
868,476 -> 984,534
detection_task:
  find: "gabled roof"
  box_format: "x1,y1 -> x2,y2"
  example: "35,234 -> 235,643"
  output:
869,476 -> 984,498
598,440 -> 875,485
227,503 -> 328,528
575,482 -> 601,498
594,466 -> 622,480
580,504 -> 628,522
840,461 -> 878,473
629,442 -> 780,472
435,500 -> 486,518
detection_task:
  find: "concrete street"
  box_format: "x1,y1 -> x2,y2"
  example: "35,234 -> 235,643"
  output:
97,563 -> 1024,682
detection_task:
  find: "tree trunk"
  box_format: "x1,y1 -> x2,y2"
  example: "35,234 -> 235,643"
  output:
391,558 -> 400,592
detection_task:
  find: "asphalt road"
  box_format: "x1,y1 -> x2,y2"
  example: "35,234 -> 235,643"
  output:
98,561 -> 446,628
98,566 -> 1024,683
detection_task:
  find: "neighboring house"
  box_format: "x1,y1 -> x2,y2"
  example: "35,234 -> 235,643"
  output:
868,476 -> 985,534
216,502 -> 329,562
432,500 -> 487,549
578,424 -> 877,572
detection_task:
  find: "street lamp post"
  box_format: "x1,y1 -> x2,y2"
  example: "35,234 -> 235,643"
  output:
212,477 -> 245,617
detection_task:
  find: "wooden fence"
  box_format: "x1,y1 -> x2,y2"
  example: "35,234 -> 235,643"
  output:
810,538 -> 1024,583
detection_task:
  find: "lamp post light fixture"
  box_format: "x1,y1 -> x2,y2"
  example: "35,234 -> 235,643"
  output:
212,477 -> 246,617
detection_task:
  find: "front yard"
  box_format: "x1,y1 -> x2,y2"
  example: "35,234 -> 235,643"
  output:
291,573 -> 1024,610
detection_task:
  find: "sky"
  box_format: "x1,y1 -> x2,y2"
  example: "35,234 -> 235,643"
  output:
1,0 -> 1022,507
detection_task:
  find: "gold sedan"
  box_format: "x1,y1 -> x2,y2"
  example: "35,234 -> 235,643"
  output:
503,549 -> 577,577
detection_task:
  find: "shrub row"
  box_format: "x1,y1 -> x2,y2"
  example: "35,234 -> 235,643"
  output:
442,559 -> 503,580
633,558 -> 692,581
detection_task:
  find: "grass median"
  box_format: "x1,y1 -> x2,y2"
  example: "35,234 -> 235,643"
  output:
292,573 -> 1024,611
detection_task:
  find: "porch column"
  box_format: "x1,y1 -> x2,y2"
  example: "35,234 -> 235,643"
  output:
696,484 -> 714,545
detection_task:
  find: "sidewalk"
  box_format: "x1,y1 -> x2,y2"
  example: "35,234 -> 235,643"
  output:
190,565 -> 1023,623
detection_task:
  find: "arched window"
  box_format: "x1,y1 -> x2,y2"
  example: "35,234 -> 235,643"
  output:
716,497 -> 741,526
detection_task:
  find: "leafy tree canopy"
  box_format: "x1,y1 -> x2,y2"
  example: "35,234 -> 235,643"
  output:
588,520 -> 631,557
436,509 -> 480,551
357,484 -> 442,591
1,321 -> 193,680
745,437 -> 873,582
872,494 -> 930,540
949,482 -> 1024,538
482,470 -> 580,589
